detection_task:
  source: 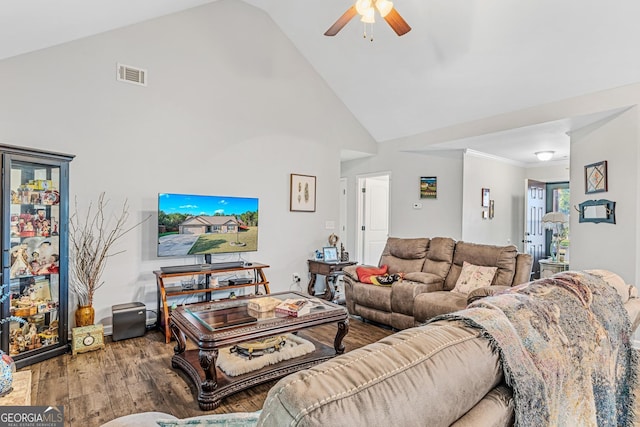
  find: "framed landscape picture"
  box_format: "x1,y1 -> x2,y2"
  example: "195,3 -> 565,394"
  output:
290,174 -> 316,212
420,177 -> 437,199
584,161 -> 607,194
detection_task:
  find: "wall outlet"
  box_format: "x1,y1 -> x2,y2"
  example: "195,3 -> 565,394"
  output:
293,273 -> 301,283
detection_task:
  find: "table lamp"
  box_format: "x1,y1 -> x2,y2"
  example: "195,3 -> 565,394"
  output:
542,211 -> 568,261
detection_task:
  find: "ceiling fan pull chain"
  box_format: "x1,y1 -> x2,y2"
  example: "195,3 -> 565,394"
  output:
363,22 -> 374,42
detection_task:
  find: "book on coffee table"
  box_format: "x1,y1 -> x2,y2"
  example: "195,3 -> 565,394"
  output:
275,299 -> 309,317
275,298 -> 325,317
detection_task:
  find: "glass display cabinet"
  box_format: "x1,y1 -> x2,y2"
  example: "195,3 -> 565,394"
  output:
0,144 -> 74,368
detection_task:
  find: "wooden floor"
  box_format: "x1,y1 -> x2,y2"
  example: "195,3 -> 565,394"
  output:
24,317 -> 393,427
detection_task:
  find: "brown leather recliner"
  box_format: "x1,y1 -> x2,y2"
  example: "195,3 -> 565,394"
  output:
343,237 -> 533,329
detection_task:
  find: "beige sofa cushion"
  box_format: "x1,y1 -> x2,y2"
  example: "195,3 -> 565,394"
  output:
379,237 -> 430,274
414,291 -> 468,323
259,321 -> 502,427
422,237 -> 456,278
445,242 -> 518,291
350,281 -> 392,312
450,385 -> 514,427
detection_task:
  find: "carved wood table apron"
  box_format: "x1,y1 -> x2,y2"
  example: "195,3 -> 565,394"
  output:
307,259 -> 357,301
169,291 -> 349,410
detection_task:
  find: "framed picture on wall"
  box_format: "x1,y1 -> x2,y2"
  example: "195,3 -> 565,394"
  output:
481,188 -> 490,207
290,174 -> 316,212
584,161 -> 607,194
420,177 -> 437,199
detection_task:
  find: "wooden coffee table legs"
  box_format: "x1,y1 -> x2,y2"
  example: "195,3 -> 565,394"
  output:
198,349 -> 219,396
334,318 -> 349,354
170,317 -> 350,410
170,322 -> 222,410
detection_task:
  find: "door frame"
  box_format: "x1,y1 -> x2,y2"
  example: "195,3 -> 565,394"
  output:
356,171 -> 391,264
339,177 -> 348,252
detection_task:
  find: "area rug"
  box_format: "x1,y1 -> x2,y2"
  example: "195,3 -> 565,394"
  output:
217,334 -> 315,377
432,271 -> 637,427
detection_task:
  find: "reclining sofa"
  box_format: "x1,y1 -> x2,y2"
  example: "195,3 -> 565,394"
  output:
343,237 -> 534,329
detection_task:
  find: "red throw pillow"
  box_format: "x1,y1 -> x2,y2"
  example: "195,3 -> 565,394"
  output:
356,265 -> 389,284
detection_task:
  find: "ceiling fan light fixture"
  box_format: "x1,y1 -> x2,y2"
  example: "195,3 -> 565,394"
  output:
324,0 -> 410,38
535,151 -> 555,161
375,0 -> 394,18
360,7 -> 376,23
355,0 -> 373,16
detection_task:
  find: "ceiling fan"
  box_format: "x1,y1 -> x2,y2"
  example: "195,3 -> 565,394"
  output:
325,0 -> 411,37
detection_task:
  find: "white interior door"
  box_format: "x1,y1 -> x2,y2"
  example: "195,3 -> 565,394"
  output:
524,179 -> 545,279
357,174 -> 390,266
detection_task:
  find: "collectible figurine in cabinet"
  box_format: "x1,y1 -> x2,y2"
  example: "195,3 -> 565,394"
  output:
10,244 -> 30,278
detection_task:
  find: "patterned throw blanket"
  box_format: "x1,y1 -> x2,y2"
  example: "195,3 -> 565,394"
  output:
431,271 -> 637,427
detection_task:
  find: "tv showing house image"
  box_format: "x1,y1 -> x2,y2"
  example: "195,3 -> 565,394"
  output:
157,193 -> 258,257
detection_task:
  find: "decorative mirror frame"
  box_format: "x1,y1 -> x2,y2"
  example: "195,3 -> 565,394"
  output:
577,199 -> 616,224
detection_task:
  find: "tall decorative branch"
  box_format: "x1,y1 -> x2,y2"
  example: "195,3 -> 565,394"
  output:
69,192 -> 149,307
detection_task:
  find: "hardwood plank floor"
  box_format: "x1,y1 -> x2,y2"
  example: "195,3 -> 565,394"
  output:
23,317 -> 393,427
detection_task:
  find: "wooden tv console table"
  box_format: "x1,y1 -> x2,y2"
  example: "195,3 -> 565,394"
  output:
154,263 -> 270,343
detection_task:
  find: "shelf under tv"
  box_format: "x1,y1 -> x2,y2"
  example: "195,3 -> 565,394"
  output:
160,260 -> 245,274
153,262 -> 270,344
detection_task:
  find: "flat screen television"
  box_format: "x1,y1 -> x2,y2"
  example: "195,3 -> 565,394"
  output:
157,193 -> 258,257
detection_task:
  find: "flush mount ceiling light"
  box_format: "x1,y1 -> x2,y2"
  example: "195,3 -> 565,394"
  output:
535,151 -> 555,161
324,0 -> 411,41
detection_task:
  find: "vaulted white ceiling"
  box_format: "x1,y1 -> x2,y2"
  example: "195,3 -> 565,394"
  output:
2,0 -> 639,163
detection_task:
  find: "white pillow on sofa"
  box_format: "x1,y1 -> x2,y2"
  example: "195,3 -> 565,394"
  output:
586,269 -> 637,303
452,262 -> 497,295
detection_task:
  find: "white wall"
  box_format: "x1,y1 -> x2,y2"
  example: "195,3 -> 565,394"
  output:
342,146 -> 570,258
570,108 -> 639,283
526,163 -> 570,183
461,151 -> 526,249
0,0 -> 376,330
343,82 -> 640,287
341,145 -> 464,256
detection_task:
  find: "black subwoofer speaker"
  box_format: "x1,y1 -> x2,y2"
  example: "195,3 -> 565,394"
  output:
112,302 -> 146,341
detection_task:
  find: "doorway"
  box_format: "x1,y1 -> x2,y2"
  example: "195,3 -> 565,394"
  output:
356,173 -> 390,266
545,181 -> 570,261
524,179 -> 546,279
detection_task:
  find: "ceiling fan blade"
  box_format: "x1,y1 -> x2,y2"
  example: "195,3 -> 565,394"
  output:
324,5 -> 357,36
383,7 -> 412,36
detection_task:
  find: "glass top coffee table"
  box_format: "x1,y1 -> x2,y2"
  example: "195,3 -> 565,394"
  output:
169,291 -> 349,410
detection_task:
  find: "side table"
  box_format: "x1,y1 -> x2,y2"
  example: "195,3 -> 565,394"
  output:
307,260 -> 357,301
539,258 -> 569,278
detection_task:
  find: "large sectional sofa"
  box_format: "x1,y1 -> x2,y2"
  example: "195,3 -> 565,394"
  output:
343,237 -> 534,329
103,270 -> 640,427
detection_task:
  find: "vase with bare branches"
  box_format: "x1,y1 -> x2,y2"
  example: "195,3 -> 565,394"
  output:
69,192 -> 148,326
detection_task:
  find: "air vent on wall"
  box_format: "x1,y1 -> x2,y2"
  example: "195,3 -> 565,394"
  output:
117,63 -> 147,86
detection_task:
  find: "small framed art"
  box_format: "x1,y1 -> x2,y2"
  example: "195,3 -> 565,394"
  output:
481,188 -> 490,207
584,161 -> 607,194
420,177 -> 437,199
290,174 -> 316,212
322,246 -> 339,263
